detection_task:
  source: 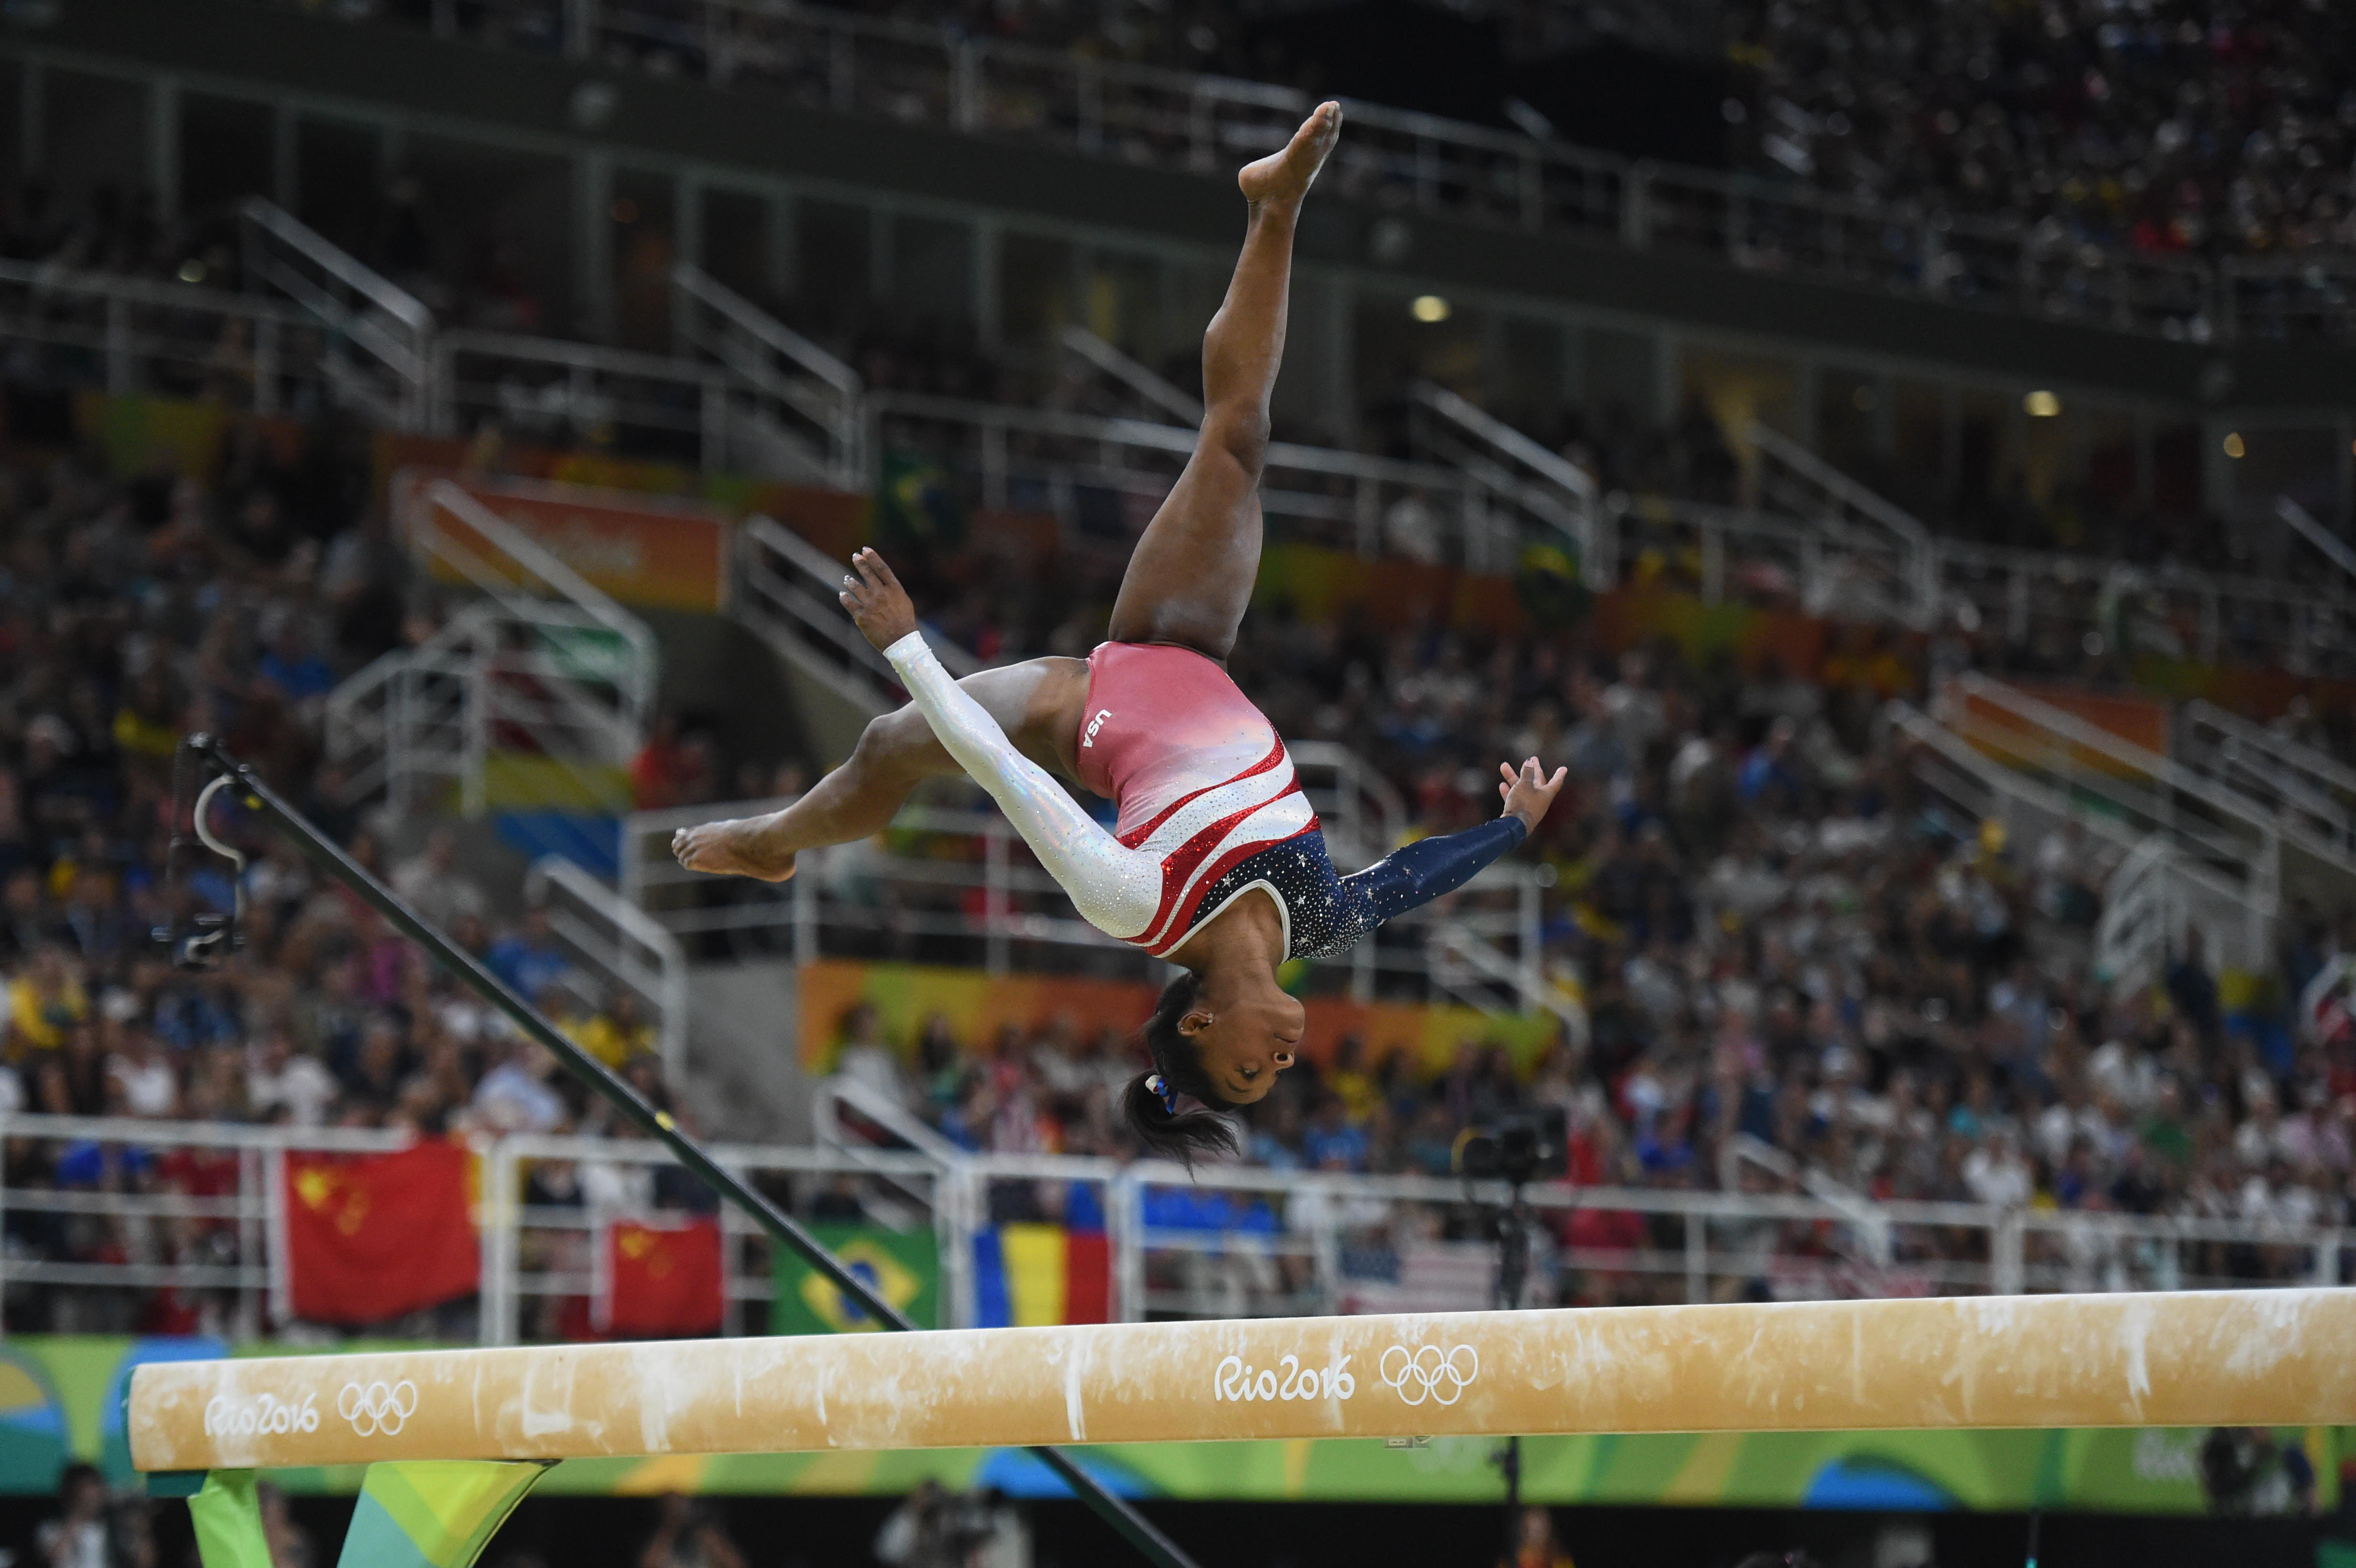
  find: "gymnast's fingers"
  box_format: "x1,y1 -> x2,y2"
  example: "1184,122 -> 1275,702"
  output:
861,548 -> 905,593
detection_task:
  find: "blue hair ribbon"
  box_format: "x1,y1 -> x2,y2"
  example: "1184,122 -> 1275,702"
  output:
1145,1072 -> 1178,1114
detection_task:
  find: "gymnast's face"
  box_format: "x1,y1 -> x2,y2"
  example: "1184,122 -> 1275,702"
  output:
1179,966 -> 1305,1105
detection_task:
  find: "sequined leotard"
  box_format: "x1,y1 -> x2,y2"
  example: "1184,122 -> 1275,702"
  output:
884,633 -> 1527,960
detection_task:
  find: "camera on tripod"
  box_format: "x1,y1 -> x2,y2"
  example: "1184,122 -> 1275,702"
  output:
1451,1106 -> 1568,1186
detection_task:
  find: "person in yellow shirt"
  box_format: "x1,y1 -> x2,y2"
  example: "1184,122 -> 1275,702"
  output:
7,947 -> 88,1056
1327,1034 -> 1382,1124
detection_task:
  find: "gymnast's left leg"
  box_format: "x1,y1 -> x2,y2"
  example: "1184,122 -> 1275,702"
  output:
1102,100 -> 1341,664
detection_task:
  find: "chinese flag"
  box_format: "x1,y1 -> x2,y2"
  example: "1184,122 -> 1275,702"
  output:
282,1141 -> 479,1325
597,1216 -> 723,1338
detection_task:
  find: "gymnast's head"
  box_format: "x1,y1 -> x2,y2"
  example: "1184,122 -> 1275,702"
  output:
1122,965 -> 1302,1163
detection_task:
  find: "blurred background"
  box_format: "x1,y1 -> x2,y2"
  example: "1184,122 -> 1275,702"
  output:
0,0 -> 2350,1563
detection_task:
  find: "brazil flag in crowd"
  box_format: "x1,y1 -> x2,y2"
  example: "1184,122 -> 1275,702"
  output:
874,450 -> 964,553
771,1224 -> 939,1334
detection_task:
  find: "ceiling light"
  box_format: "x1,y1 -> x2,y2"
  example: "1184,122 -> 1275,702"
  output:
1410,294 -> 1451,324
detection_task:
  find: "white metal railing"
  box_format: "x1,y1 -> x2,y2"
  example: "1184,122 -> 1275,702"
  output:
0,258 -> 343,419
1057,325 -> 1204,425
1410,381 -> 1607,587
2277,496 -> 2356,588
1945,673 -> 2353,890
1285,740 -> 1404,870
671,261 -> 865,489
25,214 -> 2350,683
326,478 -> 660,815
2177,698 -> 2356,870
871,389 -> 1526,571
267,0 -> 2356,343
428,328 -> 752,468
474,1129 -> 945,1345
238,198 -> 435,427
735,512 -> 983,712
622,785 -> 1551,1013
1933,536 -> 2356,674
0,1112 -> 2341,1343
1747,421 -> 1934,627
1889,686 -> 2275,975
524,855 -> 691,1084
2094,837 -> 2203,1000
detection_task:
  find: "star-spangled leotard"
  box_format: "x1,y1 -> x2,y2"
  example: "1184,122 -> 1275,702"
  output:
884,632 -> 1526,960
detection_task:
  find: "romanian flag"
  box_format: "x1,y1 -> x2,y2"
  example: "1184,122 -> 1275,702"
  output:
971,1225 -> 1110,1328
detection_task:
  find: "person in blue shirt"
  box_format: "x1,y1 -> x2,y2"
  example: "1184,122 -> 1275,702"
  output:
487,906 -> 570,1002
1300,1094 -> 1369,1173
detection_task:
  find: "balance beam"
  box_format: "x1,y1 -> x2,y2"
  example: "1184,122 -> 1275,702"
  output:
131,1289 -> 2356,1472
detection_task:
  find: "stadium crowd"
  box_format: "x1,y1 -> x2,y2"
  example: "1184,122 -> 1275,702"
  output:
0,382 -> 2343,1328
842,599 -> 2356,1297
0,424 -> 725,1333
303,0 -> 2356,261
1726,0 -> 2356,258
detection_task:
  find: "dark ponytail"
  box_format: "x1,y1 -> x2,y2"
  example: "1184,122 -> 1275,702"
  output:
1121,970 -> 1240,1166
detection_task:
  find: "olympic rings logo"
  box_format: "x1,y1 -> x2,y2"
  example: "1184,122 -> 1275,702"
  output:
1378,1344 -> 1479,1407
336,1380 -> 419,1437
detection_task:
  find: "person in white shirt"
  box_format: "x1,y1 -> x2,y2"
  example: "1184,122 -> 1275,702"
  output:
388,826 -> 491,932
107,1028 -> 179,1119
246,1031 -> 338,1128
1963,1127 -> 2034,1209
472,1036 -> 567,1134
36,1464 -> 110,1568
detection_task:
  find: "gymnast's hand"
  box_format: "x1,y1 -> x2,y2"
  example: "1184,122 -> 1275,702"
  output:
1498,756 -> 1569,834
839,547 -> 918,651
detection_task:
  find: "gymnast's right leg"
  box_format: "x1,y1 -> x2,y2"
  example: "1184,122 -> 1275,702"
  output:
671,656 -> 1087,880
1103,101 -> 1341,664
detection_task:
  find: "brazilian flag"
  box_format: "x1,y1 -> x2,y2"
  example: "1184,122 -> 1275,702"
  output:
772,1224 -> 940,1334
1515,539 -> 1590,627
875,450 -> 965,554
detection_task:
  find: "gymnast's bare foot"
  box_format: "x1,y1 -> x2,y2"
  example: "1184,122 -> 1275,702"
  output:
1239,101 -> 1342,210
671,817 -> 797,882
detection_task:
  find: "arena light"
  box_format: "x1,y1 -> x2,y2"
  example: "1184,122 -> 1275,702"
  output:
132,1288 -> 2356,1470
1410,294 -> 1452,323
2224,431 -> 2247,458
2022,390 -> 2061,418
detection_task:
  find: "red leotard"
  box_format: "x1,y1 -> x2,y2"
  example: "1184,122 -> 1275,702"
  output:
1071,642 -> 1318,958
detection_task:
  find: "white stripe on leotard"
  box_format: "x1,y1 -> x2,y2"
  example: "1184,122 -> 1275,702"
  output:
1130,754 -> 1301,863
1139,790 -> 1318,954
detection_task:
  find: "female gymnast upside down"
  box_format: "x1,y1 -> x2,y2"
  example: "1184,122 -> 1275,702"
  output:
673,102 -> 1567,1160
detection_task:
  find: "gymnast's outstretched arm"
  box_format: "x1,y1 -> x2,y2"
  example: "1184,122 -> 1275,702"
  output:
847,551 -> 1161,942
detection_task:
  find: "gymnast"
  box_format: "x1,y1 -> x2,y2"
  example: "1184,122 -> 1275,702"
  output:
673,103 -> 1567,1160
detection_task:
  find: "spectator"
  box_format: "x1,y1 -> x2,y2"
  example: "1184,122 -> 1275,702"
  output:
1301,1095 -> 1370,1173
35,1462 -> 136,1568
637,1495 -> 746,1568
487,905 -> 570,1002
388,828 -> 490,932
10,945 -> 89,1054
105,1022 -> 178,1120
472,1037 -> 567,1134
247,1031 -> 339,1127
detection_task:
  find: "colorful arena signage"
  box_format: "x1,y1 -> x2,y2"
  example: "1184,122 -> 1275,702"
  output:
395,470 -> 731,614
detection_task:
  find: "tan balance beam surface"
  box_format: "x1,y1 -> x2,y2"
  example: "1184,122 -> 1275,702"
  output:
132,1289 -> 2356,1472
